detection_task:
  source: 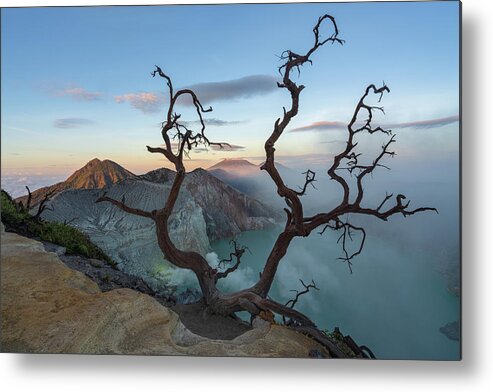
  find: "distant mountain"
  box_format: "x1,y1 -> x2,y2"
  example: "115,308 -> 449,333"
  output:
207,158 -> 341,215
65,158 -> 136,189
207,158 -> 299,208
30,159 -> 278,293
16,158 -> 136,206
208,159 -> 259,175
208,159 -> 260,196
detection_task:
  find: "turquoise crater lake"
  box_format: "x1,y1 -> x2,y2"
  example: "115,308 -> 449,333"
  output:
212,227 -> 460,360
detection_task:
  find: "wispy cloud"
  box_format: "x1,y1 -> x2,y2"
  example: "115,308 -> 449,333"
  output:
0,173 -> 68,198
166,142 -> 245,153
114,92 -> 165,114
51,85 -> 103,101
290,121 -> 347,132
53,118 -> 95,129
387,115 -> 460,129
185,74 -> 278,104
290,115 -> 460,133
210,144 -> 245,151
116,75 -> 277,114
3,126 -> 36,135
321,140 -> 346,145
182,118 -> 246,127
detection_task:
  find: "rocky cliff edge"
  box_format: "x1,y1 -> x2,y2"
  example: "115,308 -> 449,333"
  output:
0,228 -> 326,357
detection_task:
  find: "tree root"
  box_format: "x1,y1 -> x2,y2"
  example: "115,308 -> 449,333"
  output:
228,291 -> 357,359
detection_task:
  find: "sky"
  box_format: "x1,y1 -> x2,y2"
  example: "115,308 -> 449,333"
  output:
1,1 -> 460,195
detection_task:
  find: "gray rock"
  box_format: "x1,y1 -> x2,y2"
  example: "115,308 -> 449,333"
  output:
89,259 -> 103,268
439,321 -> 460,341
38,181 -> 210,293
252,316 -> 270,332
42,242 -> 66,256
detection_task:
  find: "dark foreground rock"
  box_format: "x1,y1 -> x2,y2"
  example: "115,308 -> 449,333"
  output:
42,241 -> 176,307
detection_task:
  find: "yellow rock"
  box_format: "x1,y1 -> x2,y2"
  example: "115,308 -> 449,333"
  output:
1,232 -> 328,357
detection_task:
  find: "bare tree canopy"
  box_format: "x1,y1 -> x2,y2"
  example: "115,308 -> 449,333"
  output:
96,14 -> 436,358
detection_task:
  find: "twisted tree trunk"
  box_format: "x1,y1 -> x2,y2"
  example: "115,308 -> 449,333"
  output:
96,15 -> 436,358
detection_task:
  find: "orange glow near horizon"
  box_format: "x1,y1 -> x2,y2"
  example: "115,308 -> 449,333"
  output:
0,153 -> 267,178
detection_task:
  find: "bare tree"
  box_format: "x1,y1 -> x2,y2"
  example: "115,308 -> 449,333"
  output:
96,15 -> 436,357
25,185 -> 55,221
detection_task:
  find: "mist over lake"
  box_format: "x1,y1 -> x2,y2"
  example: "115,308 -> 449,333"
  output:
209,153 -> 460,360
212,225 -> 459,360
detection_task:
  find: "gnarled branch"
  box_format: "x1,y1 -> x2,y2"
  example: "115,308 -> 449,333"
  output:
285,279 -> 320,310
25,186 -> 33,211
295,169 -> 317,196
254,14 -> 345,296
282,279 -> 319,324
256,30 -> 435,296
216,240 -> 250,281
261,13 -> 344,236
33,189 -> 56,221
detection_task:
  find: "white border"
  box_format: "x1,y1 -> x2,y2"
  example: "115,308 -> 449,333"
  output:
2,0 -> 492,391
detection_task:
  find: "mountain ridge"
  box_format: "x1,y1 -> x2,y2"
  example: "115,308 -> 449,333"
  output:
208,158 -> 259,172
64,158 -> 136,189
16,158 -> 136,206
23,158 -> 279,292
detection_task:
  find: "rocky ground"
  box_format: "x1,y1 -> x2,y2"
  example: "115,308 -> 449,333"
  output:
42,240 -> 253,341
42,241 -> 176,307
1,229 -> 329,357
